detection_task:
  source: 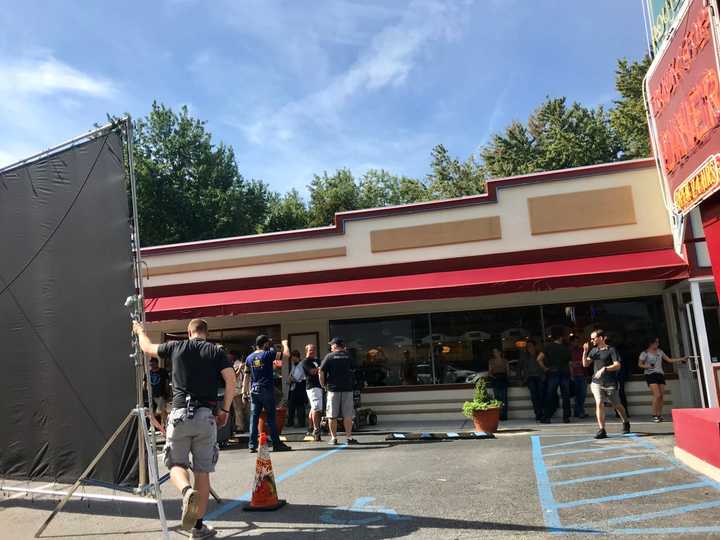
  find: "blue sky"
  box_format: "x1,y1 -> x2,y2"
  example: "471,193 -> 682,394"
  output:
0,0 -> 648,195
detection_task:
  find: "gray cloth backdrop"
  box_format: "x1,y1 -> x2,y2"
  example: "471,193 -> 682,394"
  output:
0,131 -> 139,484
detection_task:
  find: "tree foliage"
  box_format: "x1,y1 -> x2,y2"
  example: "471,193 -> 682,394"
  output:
133,102 -> 270,246
263,189 -> 310,233
307,169 -> 360,227
610,56 -> 652,159
426,144 -> 486,198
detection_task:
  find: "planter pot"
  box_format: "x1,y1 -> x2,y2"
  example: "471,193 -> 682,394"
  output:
471,407 -> 501,433
258,406 -> 287,437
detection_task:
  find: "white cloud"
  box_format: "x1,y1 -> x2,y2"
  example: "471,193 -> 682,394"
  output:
0,55 -> 119,169
0,56 -> 116,98
240,0 -> 467,144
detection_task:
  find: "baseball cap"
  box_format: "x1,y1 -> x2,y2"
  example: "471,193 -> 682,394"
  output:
255,334 -> 271,347
328,336 -> 345,346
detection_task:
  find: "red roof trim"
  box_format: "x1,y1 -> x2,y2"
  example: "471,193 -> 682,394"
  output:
145,248 -> 687,322
140,158 -> 656,256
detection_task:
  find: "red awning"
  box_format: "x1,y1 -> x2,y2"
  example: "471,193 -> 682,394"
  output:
144,249 -> 687,321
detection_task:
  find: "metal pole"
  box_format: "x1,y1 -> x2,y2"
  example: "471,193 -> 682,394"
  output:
0,121 -> 119,175
690,280 -> 719,407
34,411 -> 136,538
138,407 -> 169,540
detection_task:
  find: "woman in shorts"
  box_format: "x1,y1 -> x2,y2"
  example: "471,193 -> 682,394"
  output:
638,337 -> 687,422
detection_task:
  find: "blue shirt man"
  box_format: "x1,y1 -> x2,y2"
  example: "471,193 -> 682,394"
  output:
242,334 -> 292,453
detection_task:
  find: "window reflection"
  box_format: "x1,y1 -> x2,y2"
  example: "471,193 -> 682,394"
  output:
327,296 -> 669,388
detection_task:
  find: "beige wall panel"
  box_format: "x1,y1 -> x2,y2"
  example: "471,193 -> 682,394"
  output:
528,186 -> 636,235
147,247 -> 346,277
370,216 -> 501,252
143,168 -> 671,286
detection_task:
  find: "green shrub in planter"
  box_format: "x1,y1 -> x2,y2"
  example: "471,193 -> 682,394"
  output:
462,377 -> 502,417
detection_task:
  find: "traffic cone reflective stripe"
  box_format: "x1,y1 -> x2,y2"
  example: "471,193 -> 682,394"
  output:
244,433 -> 287,511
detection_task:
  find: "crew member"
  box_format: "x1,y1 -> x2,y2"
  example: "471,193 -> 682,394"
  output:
320,337 -> 358,445
134,318 -> 234,539
242,335 -> 293,453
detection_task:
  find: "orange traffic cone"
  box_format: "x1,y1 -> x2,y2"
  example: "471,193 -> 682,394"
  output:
243,433 -> 287,511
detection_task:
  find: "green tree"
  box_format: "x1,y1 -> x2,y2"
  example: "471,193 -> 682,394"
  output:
263,189 -> 310,232
426,144 -> 486,198
610,56 -> 652,159
307,168 -> 360,226
358,169 -> 429,208
480,98 -> 621,178
133,102 -> 270,246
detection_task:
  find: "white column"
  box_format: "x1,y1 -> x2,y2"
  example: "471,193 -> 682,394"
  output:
690,281 -> 720,407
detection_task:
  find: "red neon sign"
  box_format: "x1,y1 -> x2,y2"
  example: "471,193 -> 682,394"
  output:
646,0 -> 720,215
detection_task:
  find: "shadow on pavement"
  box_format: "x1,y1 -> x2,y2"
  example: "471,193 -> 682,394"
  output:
212,503 -> 587,538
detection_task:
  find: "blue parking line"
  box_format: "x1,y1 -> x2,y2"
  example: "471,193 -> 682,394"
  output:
541,434 -> 633,449
530,436 -> 562,530
552,481 -> 709,509
205,444 -> 347,520
611,526 -> 720,535
543,443 -> 643,457
552,466 -> 675,486
547,454 -> 654,470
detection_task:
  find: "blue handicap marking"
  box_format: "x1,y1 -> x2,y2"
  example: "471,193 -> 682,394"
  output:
320,496 -> 411,525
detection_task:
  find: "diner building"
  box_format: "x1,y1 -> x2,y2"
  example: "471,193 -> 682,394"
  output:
140,158 -> 720,420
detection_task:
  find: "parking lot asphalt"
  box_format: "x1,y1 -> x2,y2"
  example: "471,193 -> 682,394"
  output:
2,418 -> 719,539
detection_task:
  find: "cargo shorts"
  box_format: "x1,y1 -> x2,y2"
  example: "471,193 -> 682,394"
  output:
326,391 -> 354,419
590,382 -> 622,407
163,407 -> 219,473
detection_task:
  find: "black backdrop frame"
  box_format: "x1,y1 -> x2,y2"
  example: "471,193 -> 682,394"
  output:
0,118 -> 168,539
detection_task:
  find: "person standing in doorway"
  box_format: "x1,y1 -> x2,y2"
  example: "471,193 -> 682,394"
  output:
242,335 -> 292,453
229,351 -> 249,433
569,336 -> 588,419
148,357 -> 170,431
488,347 -> 509,421
302,343 -> 323,441
583,329 -> 631,439
286,350 -> 308,428
134,319 -> 234,539
519,340 -> 544,422
639,337 -> 687,422
540,327 -> 572,424
320,337 -> 358,445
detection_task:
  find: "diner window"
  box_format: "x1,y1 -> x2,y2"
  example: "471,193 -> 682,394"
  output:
329,315 -> 430,386
541,297 -> 668,375
430,307 -> 543,383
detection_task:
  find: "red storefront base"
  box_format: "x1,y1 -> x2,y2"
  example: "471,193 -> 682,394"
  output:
700,192 -> 720,297
672,408 -> 720,482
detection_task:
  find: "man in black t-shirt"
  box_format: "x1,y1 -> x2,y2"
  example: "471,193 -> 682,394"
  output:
134,318 -> 234,538
539,327 -> 572,424
301,343 -> 323,441
582,329 -> 630,439
319,337 -> 357,445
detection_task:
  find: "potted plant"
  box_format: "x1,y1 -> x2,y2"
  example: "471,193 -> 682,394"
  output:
462,377 -> 503,433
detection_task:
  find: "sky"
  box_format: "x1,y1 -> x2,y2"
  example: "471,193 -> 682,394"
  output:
0,0 -> 649,196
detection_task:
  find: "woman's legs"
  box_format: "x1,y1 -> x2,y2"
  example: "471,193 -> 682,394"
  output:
649,384 -> 663,417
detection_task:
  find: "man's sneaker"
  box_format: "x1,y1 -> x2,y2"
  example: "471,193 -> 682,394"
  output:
181,489 -> 200,531
329,437 -> 338,445
623,421 -> 631,434
657,415 -> 665,422
249,447 -> 257,453
346,438 -> 359,445
305,430 -> 314,437
313,430 -> 322,442
191,524 -> 217,539
273,442 -> 292,452
594,429 -> 607,439
652,416 -> 661,423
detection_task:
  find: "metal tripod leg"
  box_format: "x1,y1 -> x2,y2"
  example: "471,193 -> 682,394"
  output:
210,486 -> 222,503
138,407 -> 169,540
35,410 -> 135,538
